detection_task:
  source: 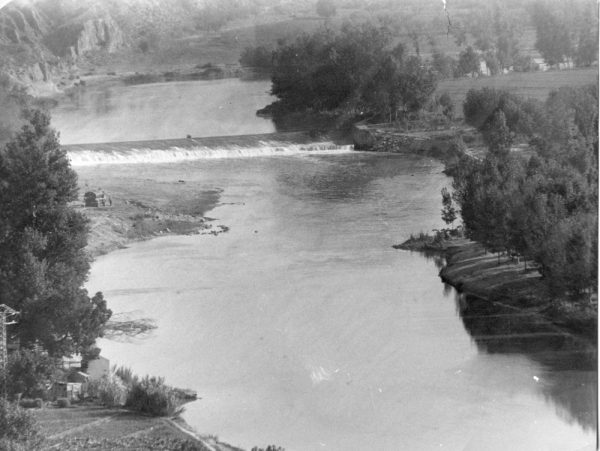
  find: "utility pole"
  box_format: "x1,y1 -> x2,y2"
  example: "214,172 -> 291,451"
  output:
0,304 -> 18,401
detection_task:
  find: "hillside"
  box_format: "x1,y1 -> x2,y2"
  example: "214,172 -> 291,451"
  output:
0,0 -> 294,93
0,0 -> 596,96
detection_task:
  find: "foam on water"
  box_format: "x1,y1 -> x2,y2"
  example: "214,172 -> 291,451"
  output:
67,141 -> 355,166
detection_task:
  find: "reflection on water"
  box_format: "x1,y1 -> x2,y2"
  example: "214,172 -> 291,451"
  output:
456,293 -> 597,432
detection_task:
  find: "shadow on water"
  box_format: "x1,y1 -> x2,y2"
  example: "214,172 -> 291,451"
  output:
277,153 -> 434,203
455,293 -> 597,433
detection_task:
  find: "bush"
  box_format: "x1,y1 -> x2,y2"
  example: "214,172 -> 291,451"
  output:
56,398 -> 70,408
6,348 -> 60,400
239,46 -> 273,70
88,373 -> 128,407
113,365 -> 137,387
0,400 -> 43,448
126,376 -> 185,417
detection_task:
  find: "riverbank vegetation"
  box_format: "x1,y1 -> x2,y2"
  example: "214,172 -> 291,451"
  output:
451,84 -> 597,303
257,21 -> 437,129
0,108 -> 112,358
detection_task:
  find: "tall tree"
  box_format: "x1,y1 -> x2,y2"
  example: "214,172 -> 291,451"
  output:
530,2 -> 572,66
457,46 -> 480,77
484,110 -> 512,156
0,110 -> 111,356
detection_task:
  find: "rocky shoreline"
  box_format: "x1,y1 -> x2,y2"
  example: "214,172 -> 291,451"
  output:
396,235 -> 597,342
81,196 -> 228,259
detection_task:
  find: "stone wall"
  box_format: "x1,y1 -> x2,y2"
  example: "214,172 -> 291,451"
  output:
353,124 -> 475,155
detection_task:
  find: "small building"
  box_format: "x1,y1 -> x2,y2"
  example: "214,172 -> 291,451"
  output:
87,356 -> 110,381
84,191 -> 112,207
51,381 -> 84,401
557,59 -> 574,70
61,355 -> 82,370
532,58 -> 548,71
479,60 -> 491,76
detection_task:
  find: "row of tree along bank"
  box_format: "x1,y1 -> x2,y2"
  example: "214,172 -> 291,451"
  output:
397,82 -> 597,341
250,15 -> 597,334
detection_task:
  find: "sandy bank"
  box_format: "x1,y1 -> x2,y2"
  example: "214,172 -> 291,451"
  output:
73,169 -> 228,258
397,236 -> 597,342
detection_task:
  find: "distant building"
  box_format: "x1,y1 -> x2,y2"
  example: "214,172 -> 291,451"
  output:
558,59 -> 574,70
61,354 -> 82,370
532,58 -> 548,71
51,381 -> 84,401
479,60 -> 491,76
87,356 -> 110,381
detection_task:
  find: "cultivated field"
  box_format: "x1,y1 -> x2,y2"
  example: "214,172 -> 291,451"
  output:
437,67 -> 599,117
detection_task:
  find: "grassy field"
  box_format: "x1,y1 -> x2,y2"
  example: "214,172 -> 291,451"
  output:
437,67 -> 599,118
34,405 -> 241,451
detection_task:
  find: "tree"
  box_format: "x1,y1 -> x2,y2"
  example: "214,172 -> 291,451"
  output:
0,110 -> 111,356
484,110 -> 512,156
530,2 -> 572,66
438,92 -> 454,120
6,348 -> 59,399
267,22 -> 436,122
457,47 -> 480,77
239,46 -> 273,70
454,85 -> 598,299
431,50 -> 457,79
441,188 -> 457,228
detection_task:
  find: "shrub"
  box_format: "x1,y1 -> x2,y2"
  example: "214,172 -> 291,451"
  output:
113,365 -> 138,387
56,398 -> 70,408
88,373 -> 128,407
126,376 -> 185,417
6,348 -> 60,400
0,400 -> 43,448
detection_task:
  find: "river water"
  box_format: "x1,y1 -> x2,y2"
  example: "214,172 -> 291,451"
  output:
54,79 -> 597,451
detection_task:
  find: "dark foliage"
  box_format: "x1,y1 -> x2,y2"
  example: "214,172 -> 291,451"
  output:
266,21 -> 436,124
5,348 -> 60,399
240,46 -> 274,70
0,400 -> 43,449
456,46 -> 480,77
454,85 -> 598,300
0,110 -> 112,356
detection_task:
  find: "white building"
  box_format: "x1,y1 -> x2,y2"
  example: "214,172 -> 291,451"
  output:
87,356 -> 110,381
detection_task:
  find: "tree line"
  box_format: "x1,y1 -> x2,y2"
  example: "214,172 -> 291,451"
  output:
253,21 -> 437,124
450,84 -> 598,299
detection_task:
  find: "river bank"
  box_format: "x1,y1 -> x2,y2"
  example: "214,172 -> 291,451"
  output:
79,190 -> 226,259
34,404 -> 242,451
396,235 -> 597,342
72,164 -> 230,259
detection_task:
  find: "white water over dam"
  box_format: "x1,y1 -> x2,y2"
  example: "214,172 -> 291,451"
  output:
64,134 -> 355,166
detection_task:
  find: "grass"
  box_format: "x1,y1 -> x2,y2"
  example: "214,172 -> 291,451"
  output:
437,67 -> 599,118
439,240 -> 597,342
34,405 -> 226,450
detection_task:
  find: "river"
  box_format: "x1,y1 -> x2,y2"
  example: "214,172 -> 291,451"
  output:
54,78 -> 597,451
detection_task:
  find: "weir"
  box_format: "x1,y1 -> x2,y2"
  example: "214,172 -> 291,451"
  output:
62,131 -> 355,166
